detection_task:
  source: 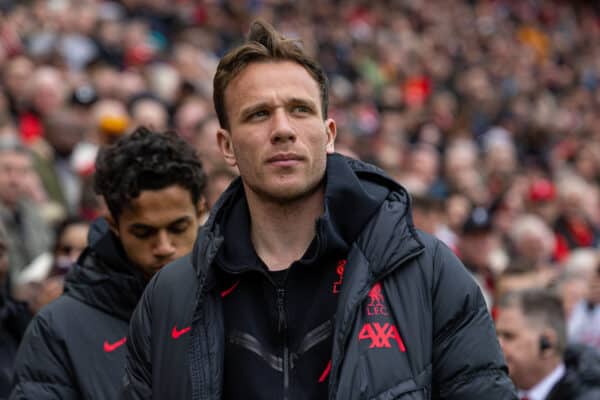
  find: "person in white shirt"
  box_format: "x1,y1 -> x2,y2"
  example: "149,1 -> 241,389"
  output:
496,288 -> 600,400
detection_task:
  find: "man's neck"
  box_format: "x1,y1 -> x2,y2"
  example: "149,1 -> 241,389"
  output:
520,360 -> 565,400
246,186 -> 325,271
521,357 -> 562,391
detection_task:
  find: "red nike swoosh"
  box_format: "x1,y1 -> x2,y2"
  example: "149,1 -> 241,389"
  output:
103,337 -> 127,352
220,280 -> 240,298
171,325 -> 191,339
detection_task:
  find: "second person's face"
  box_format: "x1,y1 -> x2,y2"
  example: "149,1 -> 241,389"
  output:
109,185 -> 201,278
218,61 -> 336,204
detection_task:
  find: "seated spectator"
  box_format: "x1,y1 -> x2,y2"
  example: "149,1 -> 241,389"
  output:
553,177 -> 600,262
554,249 -> 597,321
507,214 -> 557,271
526,177 -> 559,228
127,93 -> 169,132
567,257 -> 600,350
0,221 -> 31,398
13,217 -> 90,313
456,206 -> 502,307
204,166 -> 238,211
496,288 -> 600,399
0,137 -> 53,286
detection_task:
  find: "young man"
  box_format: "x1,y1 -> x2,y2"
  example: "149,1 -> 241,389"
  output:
10,127 -> 206,399
496,289 -> 600,400
121,21 -> 516,399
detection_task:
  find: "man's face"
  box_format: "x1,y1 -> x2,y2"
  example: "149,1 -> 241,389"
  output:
0,150 -> 33,208
495,306 -> 545,390
109,185 -> 201,278
458,232 -> 494,270
217,61 -> 336,203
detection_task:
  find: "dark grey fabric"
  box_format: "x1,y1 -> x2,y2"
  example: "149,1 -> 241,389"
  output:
121,154 -> 517,400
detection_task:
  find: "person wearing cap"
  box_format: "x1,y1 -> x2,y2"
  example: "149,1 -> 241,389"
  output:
526,178 -> 559,231
456,206 -> 500,307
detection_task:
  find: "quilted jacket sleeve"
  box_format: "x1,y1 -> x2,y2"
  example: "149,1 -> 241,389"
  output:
9,314 -> 79,400
430,241 -> 517,400
119,278 -> 154,400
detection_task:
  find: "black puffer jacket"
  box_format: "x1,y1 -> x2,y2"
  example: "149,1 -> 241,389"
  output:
10,219 -> 146,400
547,344 -> 600,400
0,291 -> 30,400
121,154 -> 517,400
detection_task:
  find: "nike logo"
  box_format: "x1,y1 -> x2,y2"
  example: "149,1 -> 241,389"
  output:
103,337 -> 127,352
172,325 -> 191,339
221,280 -> 240,298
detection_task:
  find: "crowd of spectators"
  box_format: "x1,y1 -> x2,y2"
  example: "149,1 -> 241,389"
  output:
1,0 -> 600,378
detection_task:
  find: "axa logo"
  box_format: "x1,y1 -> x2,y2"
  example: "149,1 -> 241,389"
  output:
332,259 -> 347,294
359,322 -> 406,351
366,282 -> 388,315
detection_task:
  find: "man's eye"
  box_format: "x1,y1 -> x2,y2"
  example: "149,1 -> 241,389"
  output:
292,105 -> 311,113
248,110 -> 269,120
132,230 -> 153,239
169,223 -> 190,234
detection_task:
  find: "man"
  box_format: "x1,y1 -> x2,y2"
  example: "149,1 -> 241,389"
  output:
456,206 -> 499,308
121,21 -> 516,399
0,221 -> 31,398
496,289 -> 600,400
10,127 -> 206,399
0,136 -> 53,285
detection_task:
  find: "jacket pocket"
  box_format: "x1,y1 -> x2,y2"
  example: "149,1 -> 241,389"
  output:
369,380 -> 430,400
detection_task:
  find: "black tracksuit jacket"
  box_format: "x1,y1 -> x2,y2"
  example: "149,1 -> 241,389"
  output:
121,154 -> 517,400
0,290 -> 30,400
10,219 -> 146,400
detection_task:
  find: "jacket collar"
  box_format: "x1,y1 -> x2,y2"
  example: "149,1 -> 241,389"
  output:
192,153 -> 422,285
64,218 -> 146,321
211,153 -> 388,275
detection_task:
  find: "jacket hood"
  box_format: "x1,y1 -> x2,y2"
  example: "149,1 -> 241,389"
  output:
341,156 -> 424,278
64,218 -> 147,321
194,153 -> 421,279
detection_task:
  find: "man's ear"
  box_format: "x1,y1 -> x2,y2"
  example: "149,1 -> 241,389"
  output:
217,128 -> 237,167
539,329 -> 558,357
325,118 -> 337,154
105,214 -> 120,238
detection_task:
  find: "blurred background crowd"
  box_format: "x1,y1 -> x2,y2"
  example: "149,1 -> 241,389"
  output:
1,0 -> 600,391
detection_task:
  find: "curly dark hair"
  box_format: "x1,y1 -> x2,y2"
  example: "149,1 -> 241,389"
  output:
94,126 -> 206,219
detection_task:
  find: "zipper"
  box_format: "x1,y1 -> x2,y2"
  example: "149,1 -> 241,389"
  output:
276,287 -> 289,400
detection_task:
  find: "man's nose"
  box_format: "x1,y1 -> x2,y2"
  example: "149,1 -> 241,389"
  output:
270,109 -> 296,144
153,231 -> 176,258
